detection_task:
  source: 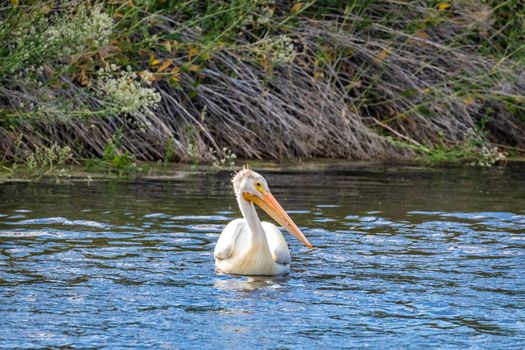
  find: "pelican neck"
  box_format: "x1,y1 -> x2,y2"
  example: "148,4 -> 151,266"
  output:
237,194 -> 268,246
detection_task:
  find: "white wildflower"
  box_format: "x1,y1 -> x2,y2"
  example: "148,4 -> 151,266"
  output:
466,128 -> 506,166
94,65 -> 161,115
478,145 -> 506,166
10,4 -> 114,74
256,6 -> 274,25
259,35 -> 297,66
239,0 -> 275,29
44,5 -> 113,55
211,147 -> 237,169
140,70 -> 155,86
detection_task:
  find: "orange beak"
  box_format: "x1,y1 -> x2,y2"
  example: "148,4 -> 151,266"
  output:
243,191 -> 312,249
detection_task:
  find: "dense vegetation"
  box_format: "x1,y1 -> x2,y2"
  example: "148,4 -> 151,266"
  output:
1,0 -> 524,170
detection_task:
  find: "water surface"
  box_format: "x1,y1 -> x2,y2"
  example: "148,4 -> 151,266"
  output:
1,164 -> 524,348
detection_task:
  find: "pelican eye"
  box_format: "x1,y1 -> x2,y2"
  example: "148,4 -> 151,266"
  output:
254,181 -> 264,192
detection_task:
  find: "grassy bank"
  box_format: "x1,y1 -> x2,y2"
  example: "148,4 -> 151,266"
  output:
1,1 -> 524,169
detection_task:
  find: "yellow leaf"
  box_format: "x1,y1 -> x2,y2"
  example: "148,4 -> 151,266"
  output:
150,54 -> 160,66
463,96 -> 476,106
188,47 -> 199,59
158,59 -> 173,72
415,31 -> 430,40
413,31 -> 430,47
291,2 -> 304,14
422,88 -> 432,94
10,0 -> 19,6
374,49 -> 391,63
313,70 -> 324,79
78,70 -> 90,86
438,3 -> 450,11
171,67 -> 180,82
188,64 -> 200,72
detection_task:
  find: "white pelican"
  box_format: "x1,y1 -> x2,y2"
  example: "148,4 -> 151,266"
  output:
214,168 -> 312,276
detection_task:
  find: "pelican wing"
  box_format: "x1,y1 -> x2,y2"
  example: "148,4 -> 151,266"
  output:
261,221 -> 291,265
214,219 -> 245,260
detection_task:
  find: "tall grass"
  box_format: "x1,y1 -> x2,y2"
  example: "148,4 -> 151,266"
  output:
1,1 -> 524,165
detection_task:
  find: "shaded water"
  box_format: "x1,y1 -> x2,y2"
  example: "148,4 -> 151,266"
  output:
1,164 -> 524,348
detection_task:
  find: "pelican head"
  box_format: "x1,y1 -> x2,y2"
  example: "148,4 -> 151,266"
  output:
232,168 -> 312,249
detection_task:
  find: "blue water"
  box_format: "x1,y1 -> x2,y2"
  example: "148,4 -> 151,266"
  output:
1,164 -> 524,348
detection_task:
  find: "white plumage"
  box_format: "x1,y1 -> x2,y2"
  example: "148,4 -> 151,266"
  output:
214,168 -> 311,276
215,219 -> 291,275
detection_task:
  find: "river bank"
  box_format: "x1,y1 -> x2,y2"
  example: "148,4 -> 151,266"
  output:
1,1 -> 524,166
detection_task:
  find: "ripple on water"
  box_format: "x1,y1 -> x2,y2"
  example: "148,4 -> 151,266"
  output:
171,215 -> 231,221
8,217 -> 107,229
0,229 -> 61,238
143,213 -> 170,219
187,224 -> 225,232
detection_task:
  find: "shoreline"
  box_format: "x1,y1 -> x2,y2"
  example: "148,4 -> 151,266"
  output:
2,158 -> 524,183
